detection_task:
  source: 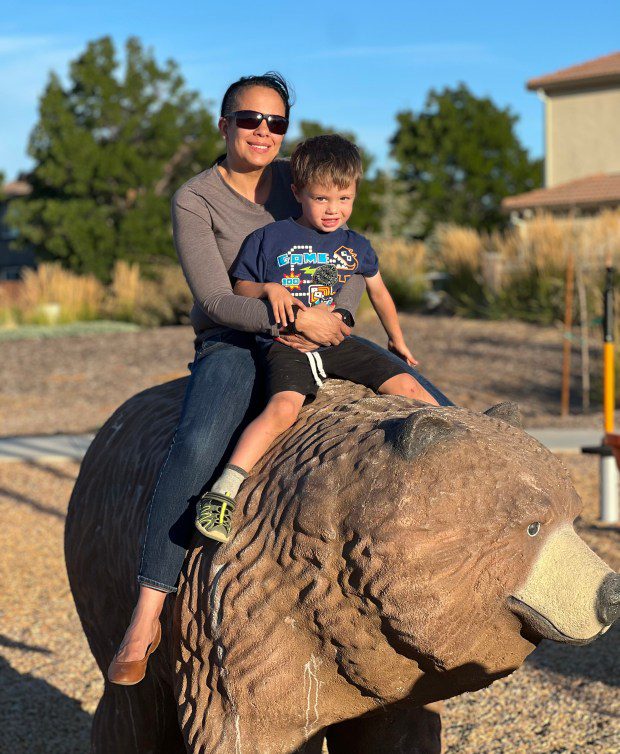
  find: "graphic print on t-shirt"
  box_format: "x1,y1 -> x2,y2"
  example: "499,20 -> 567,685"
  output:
231,220 -> 380,315
276,244 -> 359,306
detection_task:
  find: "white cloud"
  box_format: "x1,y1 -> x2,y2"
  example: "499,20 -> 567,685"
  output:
0,35 -> 58,55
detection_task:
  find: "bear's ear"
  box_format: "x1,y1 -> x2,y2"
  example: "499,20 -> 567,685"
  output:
483,402 -> 522,428
392,409 -> 468,461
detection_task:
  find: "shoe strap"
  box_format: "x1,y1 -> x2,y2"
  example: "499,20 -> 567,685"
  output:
199,490 -> 236,511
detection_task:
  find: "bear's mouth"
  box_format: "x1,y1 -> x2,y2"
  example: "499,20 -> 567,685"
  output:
508,597 -> 609,645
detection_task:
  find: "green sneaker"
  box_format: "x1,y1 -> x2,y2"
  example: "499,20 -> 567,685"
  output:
195,491 -> 236,543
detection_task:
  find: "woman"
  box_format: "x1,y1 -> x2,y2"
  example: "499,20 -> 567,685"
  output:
108,72 -> 451,685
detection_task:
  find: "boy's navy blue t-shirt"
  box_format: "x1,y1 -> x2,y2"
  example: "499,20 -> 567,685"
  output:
231,218 -> 379,313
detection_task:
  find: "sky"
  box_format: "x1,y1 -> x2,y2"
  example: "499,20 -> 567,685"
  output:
1,0 -> 619,181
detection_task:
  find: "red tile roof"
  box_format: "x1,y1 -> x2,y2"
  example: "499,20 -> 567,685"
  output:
527,51 -> 620,92
502,173 -> 620,212
2,180 -> 32,198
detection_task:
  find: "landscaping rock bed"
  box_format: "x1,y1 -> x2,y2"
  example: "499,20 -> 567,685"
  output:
1,314 -> 609,437
1,315 -> 617,752
0,456 -> 617,753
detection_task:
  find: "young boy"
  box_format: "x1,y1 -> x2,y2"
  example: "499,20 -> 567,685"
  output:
195,134 -> 438,543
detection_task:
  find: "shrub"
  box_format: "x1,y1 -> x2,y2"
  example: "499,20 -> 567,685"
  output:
2,211 -> 618,330
107,261 -> 142,321
18,264 -> 104,324
134,264 -> 193,326
106,262 -> 193,326
370,234 -> 428,309
0,260 -> 193,329
429,224 -> 486,315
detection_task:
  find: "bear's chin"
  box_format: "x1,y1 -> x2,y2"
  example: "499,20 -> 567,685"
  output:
508,597 -> 604,645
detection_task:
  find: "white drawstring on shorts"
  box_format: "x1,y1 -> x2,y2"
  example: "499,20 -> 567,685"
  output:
306,351 -> 327,387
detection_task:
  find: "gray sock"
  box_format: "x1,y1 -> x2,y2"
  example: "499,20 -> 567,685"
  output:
211,464 -> 249,499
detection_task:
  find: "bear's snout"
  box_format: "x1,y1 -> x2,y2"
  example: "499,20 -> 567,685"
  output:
511,524 -> 616,643
596,572 -> 620,626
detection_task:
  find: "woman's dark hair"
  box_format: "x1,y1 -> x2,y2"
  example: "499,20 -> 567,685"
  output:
220,71 -> 294,119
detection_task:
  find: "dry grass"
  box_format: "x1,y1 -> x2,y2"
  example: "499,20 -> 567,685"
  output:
578,209 -> 620,266
433,224 -> 484,273
0,262 -> 192,329
491,210 -> 620,272
369,234 -> 427,277
526,214 -> 575,272
107,260 -> 142,320
13,264 -> 104,324
425,211 -> 620,278
366,234 -> 429,309
1,211 -> 618,328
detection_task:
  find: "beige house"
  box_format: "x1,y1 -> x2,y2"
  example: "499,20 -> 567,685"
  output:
504,51 -> 620,216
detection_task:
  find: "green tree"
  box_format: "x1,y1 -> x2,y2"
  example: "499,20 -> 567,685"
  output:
8,36 -> 222,279
390,83 -> 542,235
283,120 -> 384,233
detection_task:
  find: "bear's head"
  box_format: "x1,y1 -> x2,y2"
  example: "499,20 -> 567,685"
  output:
332,400 -> 617,695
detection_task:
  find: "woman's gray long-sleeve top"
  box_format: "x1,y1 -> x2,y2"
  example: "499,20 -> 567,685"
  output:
172,159 -> 365,346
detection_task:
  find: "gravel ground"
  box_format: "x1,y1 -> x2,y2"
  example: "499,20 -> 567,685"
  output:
0,313 -> 613,437
1,318 -> 618,752
0,454 -> 617,753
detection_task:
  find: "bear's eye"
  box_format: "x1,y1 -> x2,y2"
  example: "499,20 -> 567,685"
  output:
527,522 -> 541,537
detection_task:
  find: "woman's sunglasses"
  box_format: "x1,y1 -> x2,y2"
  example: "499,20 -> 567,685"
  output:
225,110 -> 289,135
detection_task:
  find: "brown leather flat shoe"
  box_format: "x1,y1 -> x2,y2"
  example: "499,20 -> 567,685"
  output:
107,621 -> 161,686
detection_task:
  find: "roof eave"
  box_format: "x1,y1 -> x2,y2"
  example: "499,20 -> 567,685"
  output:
527,73 -> 620,93
502,197 -> 620,213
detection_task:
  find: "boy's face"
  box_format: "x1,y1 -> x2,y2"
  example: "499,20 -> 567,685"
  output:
292,180 -> 357,232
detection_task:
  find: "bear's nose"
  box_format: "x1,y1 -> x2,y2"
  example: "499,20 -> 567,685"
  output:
596,572 -> 620,626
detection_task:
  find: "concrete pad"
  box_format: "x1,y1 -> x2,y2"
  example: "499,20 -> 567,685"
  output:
527,429 -> 601,454
0,434 -> 95,462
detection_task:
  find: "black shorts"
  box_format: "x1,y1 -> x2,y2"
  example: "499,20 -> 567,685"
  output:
263,338 -> 409,400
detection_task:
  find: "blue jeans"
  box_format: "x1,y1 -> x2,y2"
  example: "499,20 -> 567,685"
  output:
137,332 -> 453,593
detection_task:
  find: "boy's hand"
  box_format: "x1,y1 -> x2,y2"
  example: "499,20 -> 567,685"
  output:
265,282 -> 306,326
388,338 -> 419,367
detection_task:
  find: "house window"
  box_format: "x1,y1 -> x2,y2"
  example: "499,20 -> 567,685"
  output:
0,266 -> 23,280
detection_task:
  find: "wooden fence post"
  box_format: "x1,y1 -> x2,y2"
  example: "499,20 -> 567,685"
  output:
561,252 -> 575,418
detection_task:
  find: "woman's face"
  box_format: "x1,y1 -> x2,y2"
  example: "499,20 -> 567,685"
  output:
219,86 -> 287,169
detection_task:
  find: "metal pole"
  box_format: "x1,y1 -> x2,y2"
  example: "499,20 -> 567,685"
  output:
603,264 -> 615,433
600,455 -> 619,523
602,261 -> 618,523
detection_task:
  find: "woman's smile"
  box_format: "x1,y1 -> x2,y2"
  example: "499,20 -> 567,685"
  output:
247,142 -> 271,153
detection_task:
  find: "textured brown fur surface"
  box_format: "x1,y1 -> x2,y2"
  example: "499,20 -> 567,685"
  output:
66,378 -> 584,753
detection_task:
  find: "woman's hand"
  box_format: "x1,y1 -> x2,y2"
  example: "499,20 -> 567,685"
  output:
295,304 -> 350,346
265,283 -> 306,326
388,338 -> 419,367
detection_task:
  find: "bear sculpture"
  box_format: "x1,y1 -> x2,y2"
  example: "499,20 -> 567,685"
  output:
65,379 -> 620,753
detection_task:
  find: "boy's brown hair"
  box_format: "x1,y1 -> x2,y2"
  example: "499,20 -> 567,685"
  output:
290,134 -> 363,190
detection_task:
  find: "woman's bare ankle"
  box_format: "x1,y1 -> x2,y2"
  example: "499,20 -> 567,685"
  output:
116,617 -> 159,661
114,584 -> 166,660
